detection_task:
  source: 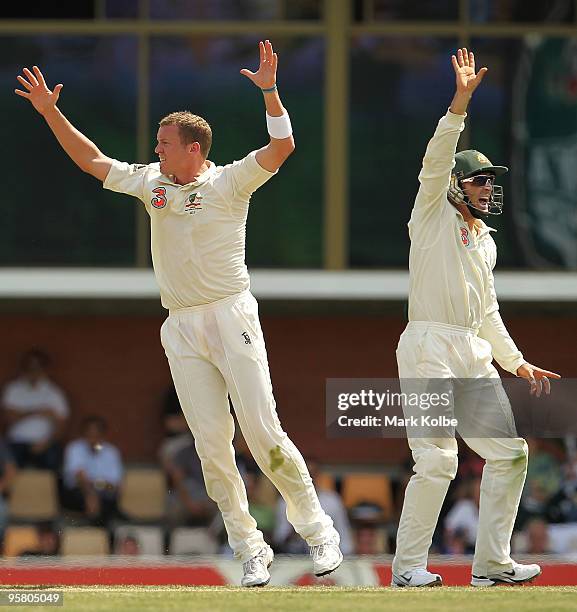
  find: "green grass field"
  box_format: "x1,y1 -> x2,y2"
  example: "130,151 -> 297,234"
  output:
3,586 -> 577,612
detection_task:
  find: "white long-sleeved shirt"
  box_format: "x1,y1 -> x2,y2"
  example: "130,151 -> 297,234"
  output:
407,110 -> 524,375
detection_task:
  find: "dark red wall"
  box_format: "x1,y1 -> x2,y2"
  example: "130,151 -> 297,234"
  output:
0,310 -> 573,464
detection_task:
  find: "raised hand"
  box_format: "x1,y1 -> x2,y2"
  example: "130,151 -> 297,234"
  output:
240,40 -> 277,90
516,362 -> 562,397
15,66 -> 63,115
451,48 -> 487,97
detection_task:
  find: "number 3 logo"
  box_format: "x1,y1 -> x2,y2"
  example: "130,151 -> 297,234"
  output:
151,187 -> 167,209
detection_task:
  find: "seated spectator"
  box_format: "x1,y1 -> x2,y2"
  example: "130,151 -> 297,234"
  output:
158,386 -> 193,469
19,522 -> 60,556
545,456 -> 577,524
0,439 -> 16,542
354,524 -> 386,555
115,533 -> 140,555
62,416 -> 123,526
442,477 -> 480,554
245,471 -> 276,544
518,438 -> 563,526
164,438 -> 216,527
1,349 -> 69,471
519,518 -> 552,554
273,459 -> 354,554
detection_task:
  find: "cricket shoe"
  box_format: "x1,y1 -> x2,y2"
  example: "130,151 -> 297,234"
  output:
471,562 -> 541,587
241,545 -> 274,587
391,568 -> 443,587
310,537 -> 343,577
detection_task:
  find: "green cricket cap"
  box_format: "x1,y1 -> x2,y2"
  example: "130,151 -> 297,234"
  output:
454,149 -> 508,178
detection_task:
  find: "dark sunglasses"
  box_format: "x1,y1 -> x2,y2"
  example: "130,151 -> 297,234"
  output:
462,174 -> 495,187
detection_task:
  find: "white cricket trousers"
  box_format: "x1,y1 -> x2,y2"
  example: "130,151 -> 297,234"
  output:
392,321 -> 528,578
160,289 -> 338,562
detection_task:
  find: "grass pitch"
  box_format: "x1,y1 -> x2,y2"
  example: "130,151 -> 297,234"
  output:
2,586 -> 577,612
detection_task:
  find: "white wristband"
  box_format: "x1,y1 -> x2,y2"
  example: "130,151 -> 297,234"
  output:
266,111 -> 293,139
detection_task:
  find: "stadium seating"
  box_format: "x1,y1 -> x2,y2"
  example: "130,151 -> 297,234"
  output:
8,470 -> 58,521
169,527 -> 218,554
61,527 -> 110,555
119,468 -> 166,521
3,525 -> 40,557
341,473 -> 393,521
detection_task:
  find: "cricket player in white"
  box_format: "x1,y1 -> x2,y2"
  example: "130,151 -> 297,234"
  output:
391,49 -> 561,588
15,40 -> 342,587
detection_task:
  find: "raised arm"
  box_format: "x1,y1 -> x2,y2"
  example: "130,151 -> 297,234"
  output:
15,66 -> 113,181
415,49 -> 488,210
240,40 -> 295,172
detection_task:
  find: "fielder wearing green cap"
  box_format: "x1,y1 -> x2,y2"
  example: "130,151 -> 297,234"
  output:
448,149 -> 508,217
391,48 -> 560,590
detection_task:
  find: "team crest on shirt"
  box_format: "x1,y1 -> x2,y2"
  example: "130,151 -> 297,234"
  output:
185,193 -> 203,215
460,226 -> 471,247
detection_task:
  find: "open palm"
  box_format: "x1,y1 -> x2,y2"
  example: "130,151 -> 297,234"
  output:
240,40 -> 277,90
15,66 -> 63,115
451,48 -> 487,96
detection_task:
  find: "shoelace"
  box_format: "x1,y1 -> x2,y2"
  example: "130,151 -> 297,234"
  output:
243,551 -> 267,574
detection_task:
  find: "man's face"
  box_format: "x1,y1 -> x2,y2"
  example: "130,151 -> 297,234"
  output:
154,125 -> 196,176
460,173 -> 495,213
84,423 -> 104,447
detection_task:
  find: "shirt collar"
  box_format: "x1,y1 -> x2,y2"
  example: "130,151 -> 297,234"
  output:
161,161 -> 216,187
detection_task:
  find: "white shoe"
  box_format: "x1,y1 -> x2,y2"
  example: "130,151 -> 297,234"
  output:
391,568 -> 443,587
241,546 -> 274,587
471,562 -> 541,587
310,538 -> 343,577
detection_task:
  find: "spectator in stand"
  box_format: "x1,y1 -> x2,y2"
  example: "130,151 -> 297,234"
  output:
62,416 -> 123,526
442,477 -> 481,554
0,439 -> 17,541
158,385 -> 193,469
164,437 -> 216,527
546,456 -> 577,523
1,349 -> 69,471
518,438 -> 563,527
19,522 -> 60,556
526,518 -> 551,554
354,524 -> 386,555
273,459 -> 354,554
115,533 -> 140,555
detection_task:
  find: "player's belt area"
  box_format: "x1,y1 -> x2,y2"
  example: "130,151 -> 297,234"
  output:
406,320 -> 479,337
169,289 -> 251,315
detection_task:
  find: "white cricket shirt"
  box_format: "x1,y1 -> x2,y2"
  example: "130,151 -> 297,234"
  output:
2,377 -> 69,443
407,110 -> 524,374
104,151 -> 276,309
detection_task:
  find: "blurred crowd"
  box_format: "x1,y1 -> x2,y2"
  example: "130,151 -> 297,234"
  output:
1,348 -> 576,557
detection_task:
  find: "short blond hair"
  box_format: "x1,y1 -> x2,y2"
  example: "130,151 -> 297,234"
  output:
159,111 -> 212,158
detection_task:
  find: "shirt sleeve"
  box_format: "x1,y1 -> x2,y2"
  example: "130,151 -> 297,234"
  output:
478,261 -> 525,375
411,110 -> 466,217
218,150 -> 277,203
103,159 -> 149,202
479,310 -> 525,375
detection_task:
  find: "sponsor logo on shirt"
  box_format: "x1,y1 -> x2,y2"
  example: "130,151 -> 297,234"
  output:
460,227 -> 471,247
242,332 -> 251,345
151,186 -> 167,209
185,193 -> 203,215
